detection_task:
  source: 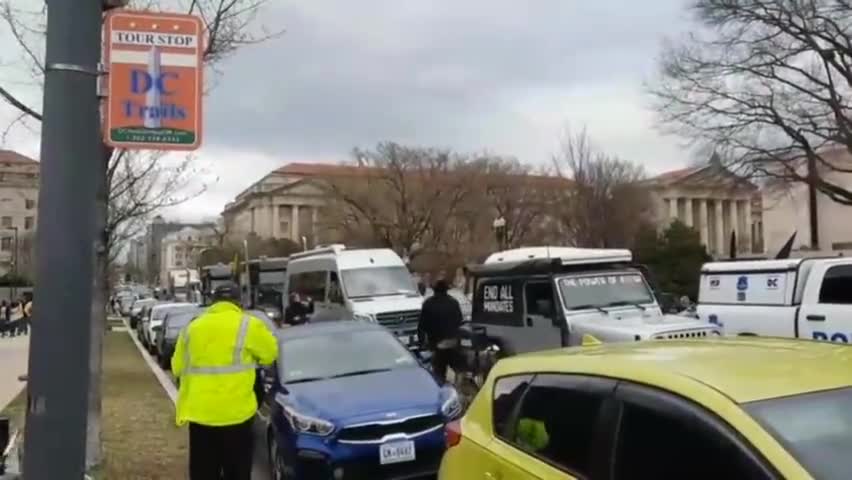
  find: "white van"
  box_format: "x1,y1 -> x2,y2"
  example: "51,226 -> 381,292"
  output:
697,257 -> 852,343
285,244 -> 424,345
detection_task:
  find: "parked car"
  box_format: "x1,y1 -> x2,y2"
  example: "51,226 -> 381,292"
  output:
440,336 -> 852,480
698,257 -> 852,342
156,307 -> 204,369
144,302 -> 196,355
129,298 -> 157,330
117,292 -> 137,317
259,321 -> 460,479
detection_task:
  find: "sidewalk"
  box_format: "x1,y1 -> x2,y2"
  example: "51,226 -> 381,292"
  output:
0,335 -> 28,411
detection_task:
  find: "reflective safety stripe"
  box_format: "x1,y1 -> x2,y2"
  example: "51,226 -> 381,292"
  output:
182,314 -> 255,376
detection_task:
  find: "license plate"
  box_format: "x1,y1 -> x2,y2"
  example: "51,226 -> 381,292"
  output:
379,440 -> 416,465
460,338 -> 472,348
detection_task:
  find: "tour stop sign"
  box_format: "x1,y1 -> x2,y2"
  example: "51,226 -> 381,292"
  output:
103,10 -> 204,150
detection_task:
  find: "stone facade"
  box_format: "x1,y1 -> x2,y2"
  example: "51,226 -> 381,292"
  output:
646,155 -> 763,258
0,151 -> 39,276
761,147 -> 852,255
159,225 -> 216,288
221,163 -> 336,246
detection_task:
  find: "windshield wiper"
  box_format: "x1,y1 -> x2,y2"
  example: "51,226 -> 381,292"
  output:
285,376 -> 328,384
570,304 -> 609,315
329,368 -> 392,379
605,301 -> 647,311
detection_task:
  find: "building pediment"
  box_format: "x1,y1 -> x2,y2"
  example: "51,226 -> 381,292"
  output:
269,178 -> 329,197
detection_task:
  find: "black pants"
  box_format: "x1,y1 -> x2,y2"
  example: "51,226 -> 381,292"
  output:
432,347 -> 461,385
189,417 -> 254,480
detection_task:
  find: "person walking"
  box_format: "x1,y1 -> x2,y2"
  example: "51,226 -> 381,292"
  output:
0,300 -> 8,338
171,281 -> 278,480
418,279 -> 464,385
22,294 -> 32,335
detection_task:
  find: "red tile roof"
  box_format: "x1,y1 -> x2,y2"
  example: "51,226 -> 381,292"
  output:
651,166 -> 701,182
274,162 -> 377,177
273,162 -> 570,187
0,150 -> 37,165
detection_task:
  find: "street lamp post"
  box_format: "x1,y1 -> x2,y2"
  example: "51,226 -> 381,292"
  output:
493,216 -> 507,250
10,226 -> 18,301
23,1 -> 118,478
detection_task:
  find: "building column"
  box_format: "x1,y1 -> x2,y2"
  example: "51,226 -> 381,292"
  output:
698,199 -> 709,248
715,200 -> 725,257
729,199 -> 738,251
312,207 -> 319,241
668,198 -> 678,222
272,203 -> 280,238
291,204 -> 300,241
743,198 -> 753,253
684,198 -> 693,227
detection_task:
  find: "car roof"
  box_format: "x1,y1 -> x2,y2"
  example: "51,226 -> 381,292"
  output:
152,302 -> 193,311
279,320 -> 385,340
494,337 -> 852,403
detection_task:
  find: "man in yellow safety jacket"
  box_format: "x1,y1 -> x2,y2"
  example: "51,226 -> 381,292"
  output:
172,282 -> 279,480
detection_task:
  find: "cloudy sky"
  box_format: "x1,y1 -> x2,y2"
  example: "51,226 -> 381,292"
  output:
0,0 -> 696,223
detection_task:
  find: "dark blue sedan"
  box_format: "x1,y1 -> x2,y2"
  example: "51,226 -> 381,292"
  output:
257,321 -> 460,480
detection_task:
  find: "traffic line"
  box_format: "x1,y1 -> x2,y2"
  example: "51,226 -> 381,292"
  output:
120,317 -> 177,405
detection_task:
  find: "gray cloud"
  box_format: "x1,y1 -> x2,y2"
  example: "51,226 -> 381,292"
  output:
202,0 -> 688,163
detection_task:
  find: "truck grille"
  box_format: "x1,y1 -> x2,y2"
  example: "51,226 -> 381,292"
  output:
375,310 -> 420,330
655,330 -> 713,340
338,414 -> 443,444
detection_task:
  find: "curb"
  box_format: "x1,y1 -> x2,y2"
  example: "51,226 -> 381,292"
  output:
119,317 -> 177,405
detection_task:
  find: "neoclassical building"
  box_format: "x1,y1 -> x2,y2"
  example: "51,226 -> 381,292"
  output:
221,163 -> 332,245
646,155 -> 764,257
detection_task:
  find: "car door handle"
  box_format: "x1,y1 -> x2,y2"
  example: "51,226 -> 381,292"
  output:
484,472 -> 501,480
806,314 -> 826,322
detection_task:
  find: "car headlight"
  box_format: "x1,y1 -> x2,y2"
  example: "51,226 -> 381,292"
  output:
353,313 -> 375,323
265,309 -> 280,319
441,387 -> 462,419
283,405 -> 335,436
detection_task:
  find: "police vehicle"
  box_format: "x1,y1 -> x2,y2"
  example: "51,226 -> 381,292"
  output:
698,257 -> 852,343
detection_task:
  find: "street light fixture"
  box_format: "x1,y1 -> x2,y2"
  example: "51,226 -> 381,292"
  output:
10,226 -> 18,300
492,216 -> 507,250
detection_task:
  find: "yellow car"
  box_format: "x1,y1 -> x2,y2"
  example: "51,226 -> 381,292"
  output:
439,337 -> 852,480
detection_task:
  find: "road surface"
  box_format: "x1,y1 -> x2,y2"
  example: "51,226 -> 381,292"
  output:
0,334 -> 28,410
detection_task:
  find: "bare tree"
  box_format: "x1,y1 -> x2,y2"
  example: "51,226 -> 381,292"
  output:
472,154 -> 561,248
553,127 -> 650,248
322,143 -> 478,258
0,0 -> 281,467
650,0 -> 852,245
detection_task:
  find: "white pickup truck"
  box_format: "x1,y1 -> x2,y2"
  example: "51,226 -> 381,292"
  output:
697,257 -> 852,343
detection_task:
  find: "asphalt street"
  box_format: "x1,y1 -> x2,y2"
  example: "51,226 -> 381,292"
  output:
0,334 -> 28,410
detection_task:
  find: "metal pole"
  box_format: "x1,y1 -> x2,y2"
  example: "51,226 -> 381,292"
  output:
12,226 -> 18,300
23,0 -> 102,478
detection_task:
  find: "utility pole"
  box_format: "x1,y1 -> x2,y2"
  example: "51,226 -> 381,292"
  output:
23,0 -> 103,478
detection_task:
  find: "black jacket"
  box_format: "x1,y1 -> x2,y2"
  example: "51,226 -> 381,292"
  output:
418,292 -> 463,349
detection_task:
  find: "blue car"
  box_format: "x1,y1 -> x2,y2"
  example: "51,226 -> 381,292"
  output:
259,321 -> 461,480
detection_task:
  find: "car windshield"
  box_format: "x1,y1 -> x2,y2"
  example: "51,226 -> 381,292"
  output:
340,266 -> 418,298
557,272 -> 654,310
279,329 -> 417,383
744,387 -> 852,480
153,304 -> 196,322
165,310 -> 200,332
257,287 -> 282,307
